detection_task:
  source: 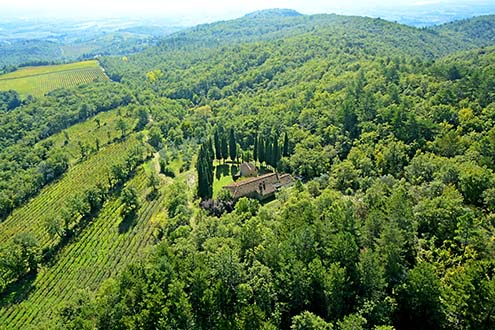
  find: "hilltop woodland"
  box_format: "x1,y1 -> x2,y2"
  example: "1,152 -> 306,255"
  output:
1,10 -> 495,330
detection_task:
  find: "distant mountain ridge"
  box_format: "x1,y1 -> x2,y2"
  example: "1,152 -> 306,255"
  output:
156,10 -> 495,59
101,10 -> 495,104
0,19 -> 184,67
433,14 -> 495,47
243,8 -> 303,18
1,9 -> 494,68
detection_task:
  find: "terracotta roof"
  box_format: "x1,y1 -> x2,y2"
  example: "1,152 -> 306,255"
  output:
224,172 -> 277,188
224,172 -> 294,200
240,162 -> 256,172
279,174 -> 294,186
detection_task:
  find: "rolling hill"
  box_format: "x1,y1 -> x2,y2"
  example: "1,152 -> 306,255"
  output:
0,19 -> 184,68
155,10 -> 495,55
433,14 -> 495,46
1,10 -> 495,330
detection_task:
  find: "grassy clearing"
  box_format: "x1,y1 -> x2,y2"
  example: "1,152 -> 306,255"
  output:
212,164 -> 235,198
0,167 -> 168,329
0,60 -> 108,97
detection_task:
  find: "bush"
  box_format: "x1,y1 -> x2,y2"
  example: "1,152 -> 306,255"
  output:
161,165 -> 176,178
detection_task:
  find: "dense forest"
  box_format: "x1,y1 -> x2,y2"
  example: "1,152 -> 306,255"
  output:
1,9 -> 495,330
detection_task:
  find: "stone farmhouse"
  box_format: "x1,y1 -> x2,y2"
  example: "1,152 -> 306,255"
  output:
223,172 -> 294,201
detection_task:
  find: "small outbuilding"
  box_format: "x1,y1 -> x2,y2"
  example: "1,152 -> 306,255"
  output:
239,162 -> 258,177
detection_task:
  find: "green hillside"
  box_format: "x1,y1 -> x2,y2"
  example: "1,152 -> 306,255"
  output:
1,11 -> 495,330
0,168 -> 171,329
0,90 -> 187,328
0,137 -> 142,249
101,12 -> 495,102
156,10 -> 489,54
433,14 -> 495,46
0,82 -> 134,220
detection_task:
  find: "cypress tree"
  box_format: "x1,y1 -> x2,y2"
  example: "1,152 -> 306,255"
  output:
266,137 -> 273,167
221,134 -> 228,162
208,137 -> 214,162
253,134 -> 258,164
283,132 -> 289,157
229,128 -> 237,162
196,143 -> 213,200
206,154 -> 213,198
196,145 -> 206,199
273,137 -> 280,169
258,136 -> 265,164
214,129 -> 221,160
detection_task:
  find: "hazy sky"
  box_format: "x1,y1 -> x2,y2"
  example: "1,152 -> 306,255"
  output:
0,0 -> 490,23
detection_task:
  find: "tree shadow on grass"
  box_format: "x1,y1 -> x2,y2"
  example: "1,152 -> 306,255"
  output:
0,271 -> 36,308
118,211 -> 138,234
42,211 -> 100,267
42,230 -> 76,267
146,189 -> 160,202
215,164 -> 230,180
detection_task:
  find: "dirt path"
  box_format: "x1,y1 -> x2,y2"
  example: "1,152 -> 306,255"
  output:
152,152 -> 168,183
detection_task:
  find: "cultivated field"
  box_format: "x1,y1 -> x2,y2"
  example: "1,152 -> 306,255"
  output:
0,168 -> 168,329
0,60 -> 108,97
41,107 -> 137,165
0,103 -> 167,329
0,137 -> 141,249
